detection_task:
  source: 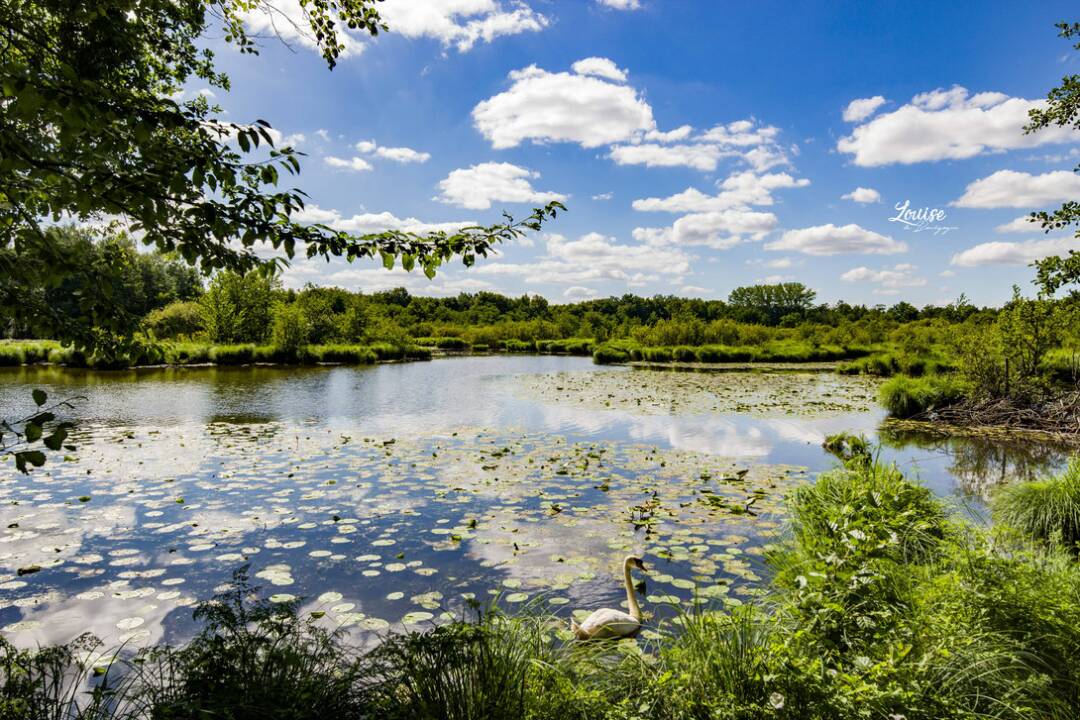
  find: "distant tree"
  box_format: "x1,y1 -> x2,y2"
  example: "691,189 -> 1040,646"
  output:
0,0 -> 562,355
200,271 -> 275,344
1026,21 -> 1080,296
727,283 -> 817,326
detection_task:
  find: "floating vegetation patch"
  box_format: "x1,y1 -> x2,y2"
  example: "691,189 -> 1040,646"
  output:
0,421 -> 810,647
517,368 -> 881,417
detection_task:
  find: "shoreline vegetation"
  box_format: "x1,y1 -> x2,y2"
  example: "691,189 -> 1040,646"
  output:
5,454 -> 1080,719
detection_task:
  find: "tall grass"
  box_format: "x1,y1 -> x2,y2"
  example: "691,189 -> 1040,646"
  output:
993,458 -> 1080,549
878,375 -> 967,418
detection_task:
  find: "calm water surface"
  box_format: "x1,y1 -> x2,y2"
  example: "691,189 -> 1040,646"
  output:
0,356 -> 1071,647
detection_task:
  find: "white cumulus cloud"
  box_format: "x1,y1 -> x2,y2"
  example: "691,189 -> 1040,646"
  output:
953,170 -> 1080,208
436,162 -> 566,210
632,172 -> 810,213
355,139 -> 431,164
243,0 -> 548,58
324,155 -> 374,172
632,209 -> 778,250
570,57 -> 628,82
473,61 -> 654,149
841,263 -> 926,290
837,86 -> 1079,166
766,223 -> 907,256
841,187 -> 882,204
294,204 -> 475,235
842,96 -> 886,122
950,237 -> 1079,267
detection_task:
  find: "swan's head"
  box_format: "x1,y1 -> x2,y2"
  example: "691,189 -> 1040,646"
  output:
626,555 -> 647,571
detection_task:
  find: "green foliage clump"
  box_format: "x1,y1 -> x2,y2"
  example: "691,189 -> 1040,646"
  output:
592,344 -> 631,364
0,345 -> 24,367
208,344 -> 256,366
309,345 -> 379,364
878,375 -> 966,418
270,302 -> 311,355
993,458 -> 1080,549
143,301 -> 204,340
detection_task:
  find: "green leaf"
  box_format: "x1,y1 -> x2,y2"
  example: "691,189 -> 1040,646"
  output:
25,422 -> 42,443
32,389 -> 47,406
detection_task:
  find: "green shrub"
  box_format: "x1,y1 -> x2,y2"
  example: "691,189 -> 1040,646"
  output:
209,344 -> 256,365
672,346 -> 697,362
167,342 -> 212,365
630,607 -> 827,719
592,344 -> 630,364
643,346 -> 673,362
0,345 -> 24,366
134,571 -> 371,720
312,345 -> 378,364
144,300 -> 204,339
878,375 -> 966,418
502,339 -> 533,353
993,459 -> 1080,549
270,302 -> 311,355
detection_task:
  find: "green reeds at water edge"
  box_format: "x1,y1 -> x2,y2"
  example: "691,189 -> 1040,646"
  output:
7,457 -> 1080,720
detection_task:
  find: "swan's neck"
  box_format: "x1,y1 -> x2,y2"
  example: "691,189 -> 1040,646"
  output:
623,561 -> 642,621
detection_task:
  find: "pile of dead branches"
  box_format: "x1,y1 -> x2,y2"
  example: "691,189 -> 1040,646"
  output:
914,390 -> 1080,437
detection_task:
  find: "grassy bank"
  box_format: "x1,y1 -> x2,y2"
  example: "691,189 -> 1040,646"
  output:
0,340 -> 432,370
7,455 -> 1080,719
591,340 -> 874,365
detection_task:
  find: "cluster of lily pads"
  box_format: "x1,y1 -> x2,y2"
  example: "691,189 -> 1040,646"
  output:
1,417 -> 811,647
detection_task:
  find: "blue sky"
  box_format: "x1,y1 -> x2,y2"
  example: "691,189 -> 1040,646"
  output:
204,0 -> 1080,306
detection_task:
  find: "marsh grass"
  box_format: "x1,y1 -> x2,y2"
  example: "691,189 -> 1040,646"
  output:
879,375 -> 967,418
993,458 -> 1080,549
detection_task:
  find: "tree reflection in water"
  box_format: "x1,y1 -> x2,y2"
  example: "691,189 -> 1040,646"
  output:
880,427 -> 1073,501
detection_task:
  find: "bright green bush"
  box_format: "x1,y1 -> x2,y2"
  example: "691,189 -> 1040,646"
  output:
208,344 -> 256,365
311,345 -> 379,364
592,344 -> 630,364
993,458 -> 1080,549
0,345 -> 25,366
271,303 -> 311,355
878,375 -> 967,418
144,301 -> 204,339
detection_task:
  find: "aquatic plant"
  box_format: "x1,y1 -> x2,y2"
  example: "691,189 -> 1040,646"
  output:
993,458 -> 1080,549
878,375 -> 966,418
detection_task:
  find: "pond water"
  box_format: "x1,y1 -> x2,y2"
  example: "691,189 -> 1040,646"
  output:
0,356 -> 1072,647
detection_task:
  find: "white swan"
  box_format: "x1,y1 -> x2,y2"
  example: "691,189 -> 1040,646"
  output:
571,555 -> 647,640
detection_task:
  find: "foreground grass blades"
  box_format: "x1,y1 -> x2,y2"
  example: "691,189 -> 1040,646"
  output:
5,459 -> 1080,719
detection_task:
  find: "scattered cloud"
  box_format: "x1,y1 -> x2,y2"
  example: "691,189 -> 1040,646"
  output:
294,204 -> 474,235
680,285 -> 711,295
592,191 -> 614,201
570,57 -> 627,82
766,223 -> 907,256
842,95 -> 886,122
610,143 -> 728,171
563,285 -> 599,299
632,172 -> 809,213
243,0 -> 548,58
950,237 -> 1079,267
841,187 -> 882,204
995,215 -> 1042,233
355,139 -> 430,164
473,61 -> 654,149
632,209 -> 778,250
284,262 -> 496,295
610,119 -> 791,172
475,231 -> 690,287
837,86 -> 1079,166
596,0 -> 641,9
436,162 -> 566,210
953,169 -> 1080,208
324,155 -> 374,172
841,263 -> 926,291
